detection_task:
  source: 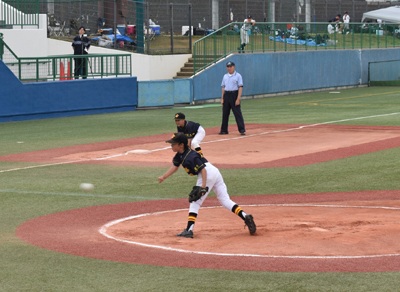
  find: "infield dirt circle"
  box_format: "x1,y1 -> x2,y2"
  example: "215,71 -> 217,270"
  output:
9,124 -> 400,272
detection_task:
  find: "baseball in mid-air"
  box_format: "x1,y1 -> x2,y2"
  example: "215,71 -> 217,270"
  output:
80,183 -> 94,191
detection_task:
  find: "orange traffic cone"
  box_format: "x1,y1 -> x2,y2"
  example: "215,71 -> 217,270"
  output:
60,62 -> 66,81
66,61 -> 72,80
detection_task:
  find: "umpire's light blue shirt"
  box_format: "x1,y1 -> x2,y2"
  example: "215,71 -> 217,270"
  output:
221,71 -> 243,91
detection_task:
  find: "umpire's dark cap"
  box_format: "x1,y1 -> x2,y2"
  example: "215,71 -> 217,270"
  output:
174,112 -> 185,120
226,61 -> 235,67
166,132 -> 188,145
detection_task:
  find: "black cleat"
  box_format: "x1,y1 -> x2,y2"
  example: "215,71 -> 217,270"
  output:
218,131 -> 229,135
244,214 -> 256,235
177,229 -> 193,238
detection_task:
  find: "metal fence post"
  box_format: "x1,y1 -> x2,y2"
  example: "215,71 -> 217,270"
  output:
0,33 -> 4,60
146,2 -> 149,54
79,1 -> 82,27
136,0 -> 144,54
189,3 -> 192,52
170,3 -> 174,54
113,0 -> 117,48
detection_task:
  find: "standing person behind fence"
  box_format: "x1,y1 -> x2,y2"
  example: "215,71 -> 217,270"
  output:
219,61 -> 246,136
72,26 -> 90,79
238,15 -> 255,53
343,12 -> 350,34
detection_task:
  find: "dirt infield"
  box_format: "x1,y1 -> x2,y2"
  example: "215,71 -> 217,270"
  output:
3,124 -> 400,169
9,124 -> 400,272
15,192 -> 400,272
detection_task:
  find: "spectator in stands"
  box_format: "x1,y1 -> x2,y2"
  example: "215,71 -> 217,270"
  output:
332,14 -> 341,23
377,19 -> 384,29
332,14 -> 343,33
72,26 -> 90,79
327,20 -> 335,34
343,11 -> 350,33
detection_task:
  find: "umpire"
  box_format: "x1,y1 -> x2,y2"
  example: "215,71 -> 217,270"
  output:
219,61 -> 246,135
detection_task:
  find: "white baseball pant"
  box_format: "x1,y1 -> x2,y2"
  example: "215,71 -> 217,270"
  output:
191,125 -> 205,149
189,162 -> 236,214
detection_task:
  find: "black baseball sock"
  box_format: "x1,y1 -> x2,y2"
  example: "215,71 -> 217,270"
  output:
195,147 -> 203,157
187,212 -> 197,231
232,205 -> 246,220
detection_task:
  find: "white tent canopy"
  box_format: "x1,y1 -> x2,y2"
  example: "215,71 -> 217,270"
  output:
362,5 -> 400,23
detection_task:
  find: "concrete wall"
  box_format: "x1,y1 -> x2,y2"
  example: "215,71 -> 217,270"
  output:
192,48 -> 400,101
47,39 -> 191,81
0,14 -> 48,57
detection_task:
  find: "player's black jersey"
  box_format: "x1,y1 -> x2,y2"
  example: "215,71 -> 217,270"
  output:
172,148 -> 208,176
177,121 -> 201,139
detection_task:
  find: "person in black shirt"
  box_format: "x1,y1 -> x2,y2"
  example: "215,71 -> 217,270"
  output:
158,132 -> 256,238
72,26 -> 90,79
174,112 -> 206,157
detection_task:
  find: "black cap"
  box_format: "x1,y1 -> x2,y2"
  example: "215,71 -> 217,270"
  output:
174,112 -> 185,120
247,15 -> 252,19
345,11 -> 348,14
226,61 -> 235,67
165,132 -> 188,145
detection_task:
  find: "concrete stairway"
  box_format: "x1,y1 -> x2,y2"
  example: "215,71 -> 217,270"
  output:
173,55 -> 222,79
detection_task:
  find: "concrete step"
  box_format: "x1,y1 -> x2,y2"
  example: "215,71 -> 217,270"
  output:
176,72 -> 193,77
175,55 -> 222,79
181,67 -> 194,72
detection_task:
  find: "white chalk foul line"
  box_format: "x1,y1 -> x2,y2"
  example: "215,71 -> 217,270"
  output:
95,146 -> 170,160
202,111 -> 400,145
2,111 -> 400,173
99,203 -> 400,259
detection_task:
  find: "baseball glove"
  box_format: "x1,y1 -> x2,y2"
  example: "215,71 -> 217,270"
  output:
188,186 -> 209,203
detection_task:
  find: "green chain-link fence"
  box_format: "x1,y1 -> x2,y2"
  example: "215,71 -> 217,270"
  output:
193,21 -> 400,74
0,33 -> 131,82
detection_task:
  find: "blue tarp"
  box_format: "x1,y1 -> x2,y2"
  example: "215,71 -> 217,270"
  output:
269,36 -> 326,46
92,34 -> 135,43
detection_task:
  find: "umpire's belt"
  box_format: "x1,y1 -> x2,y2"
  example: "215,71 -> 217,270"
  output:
225,90 -> 238,93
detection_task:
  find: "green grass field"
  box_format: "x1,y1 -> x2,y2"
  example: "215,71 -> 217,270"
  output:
1,86 -> 400,291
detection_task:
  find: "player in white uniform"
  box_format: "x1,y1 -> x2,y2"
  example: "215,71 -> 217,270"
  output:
343,12 -> 350,33
239,15 -> 256,53
158,132 -> 256,238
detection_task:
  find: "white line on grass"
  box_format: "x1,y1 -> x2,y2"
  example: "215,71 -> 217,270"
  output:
0,159 -> 89,173
99,203 -> 400,259
2,111 -> 400,173
0,189 -> 167,200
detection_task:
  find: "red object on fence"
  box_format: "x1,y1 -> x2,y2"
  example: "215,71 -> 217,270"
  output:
60,62 -> 66,81
66,61 -> 72,80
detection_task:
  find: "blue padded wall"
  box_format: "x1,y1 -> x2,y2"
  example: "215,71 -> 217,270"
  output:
0,60 -> 138,122
193,48 -> 400,101
138,79 -> 192,107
